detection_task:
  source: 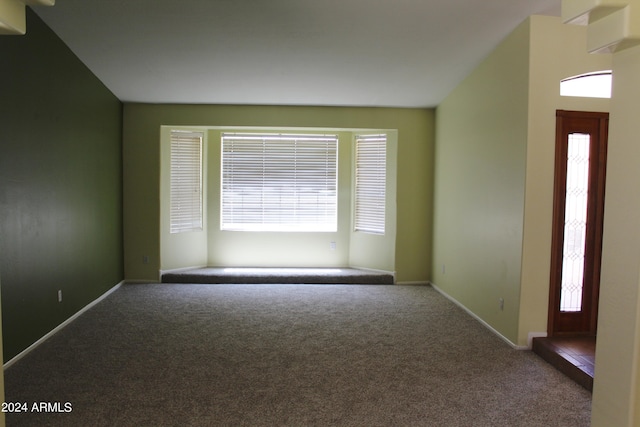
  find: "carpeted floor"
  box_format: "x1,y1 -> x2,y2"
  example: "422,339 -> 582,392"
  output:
4,283 -> 591,426
160,267 -> 395,285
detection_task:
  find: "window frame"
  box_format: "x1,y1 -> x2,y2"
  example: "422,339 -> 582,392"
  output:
560,70 -> 612,99
220,132 -> 339,232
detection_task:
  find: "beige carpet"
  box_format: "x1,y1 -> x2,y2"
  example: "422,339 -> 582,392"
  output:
5,283 -> 591,426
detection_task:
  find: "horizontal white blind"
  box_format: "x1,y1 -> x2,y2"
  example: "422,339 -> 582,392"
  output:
221,133 -> 338,232
170,131 -> 203,233
355,134 -> 386,234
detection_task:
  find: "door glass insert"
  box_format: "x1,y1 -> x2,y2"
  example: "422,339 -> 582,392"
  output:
560,133 -> 591,312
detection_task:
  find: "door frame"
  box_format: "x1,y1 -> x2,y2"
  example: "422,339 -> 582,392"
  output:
548,110 -> 609,336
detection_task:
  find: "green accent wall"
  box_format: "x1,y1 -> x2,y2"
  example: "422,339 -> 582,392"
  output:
0,9 -> 124,361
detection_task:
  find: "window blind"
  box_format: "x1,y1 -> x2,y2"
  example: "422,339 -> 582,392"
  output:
354,134 -> 386,234
221,133 -> 338,232
170,131 -> 203,233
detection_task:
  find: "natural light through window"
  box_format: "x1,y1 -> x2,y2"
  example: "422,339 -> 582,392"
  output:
560,133 -> 590,312
560,71 -> 612,99
221,133 -> 338,232
169,130 -> 203,233
354,134 -> 387,235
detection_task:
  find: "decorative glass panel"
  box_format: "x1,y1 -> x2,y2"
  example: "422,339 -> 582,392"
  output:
560,133 -> 590,312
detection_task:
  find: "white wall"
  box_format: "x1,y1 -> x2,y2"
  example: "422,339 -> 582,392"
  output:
520,15 -> 611,345
591,43 -> 640,427
205,128 -> 357,268
159,125 -> 399,273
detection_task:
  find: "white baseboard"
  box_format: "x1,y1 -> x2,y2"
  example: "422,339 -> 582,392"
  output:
429,281 -> 529,350
396,281 -> 430,286
4,281 -> 124,370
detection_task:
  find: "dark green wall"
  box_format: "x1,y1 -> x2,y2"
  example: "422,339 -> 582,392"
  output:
0,9 -> 123,361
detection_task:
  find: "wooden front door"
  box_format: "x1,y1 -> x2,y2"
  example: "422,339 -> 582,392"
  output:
548,110 -> 608,336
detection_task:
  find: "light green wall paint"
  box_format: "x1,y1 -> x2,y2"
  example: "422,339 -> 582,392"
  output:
433,19 -> 531,344
124,104 -> 433,283
433,16 -> 613,347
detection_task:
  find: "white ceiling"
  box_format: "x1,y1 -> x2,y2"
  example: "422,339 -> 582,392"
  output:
33,0 -> 561,108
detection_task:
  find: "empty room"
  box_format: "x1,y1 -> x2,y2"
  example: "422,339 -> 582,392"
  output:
1,0 -> 640,426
